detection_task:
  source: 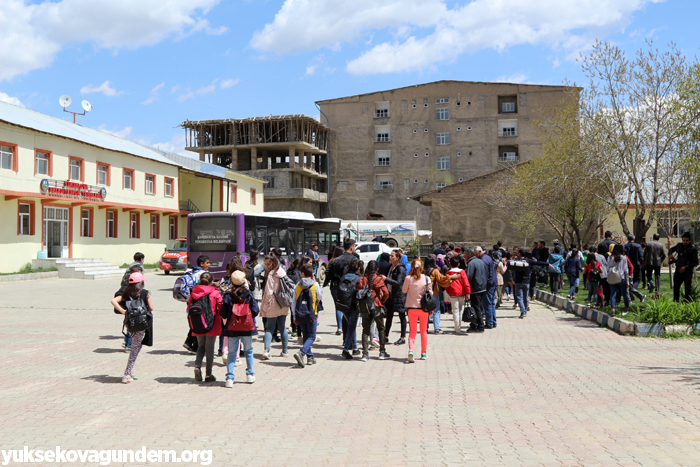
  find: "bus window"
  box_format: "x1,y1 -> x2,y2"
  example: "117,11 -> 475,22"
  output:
190,216 -> 236,252
255,227 -> 267,254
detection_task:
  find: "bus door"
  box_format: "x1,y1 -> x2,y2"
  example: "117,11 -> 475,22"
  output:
255,227 -> 267,256
289,228 -> 304,260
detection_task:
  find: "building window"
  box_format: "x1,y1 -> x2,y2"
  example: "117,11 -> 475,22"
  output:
106,210 -> 117,238
263,176 -> 275,188
375,150 -> 391,166
169,216 -> 177,240
436,182 -> 447,189
436,133 -> 450,145
1,144 -> 16,171
165,178 -> 173,197
150,214 -> 159,239
123,169 -> 133,190
69,159 -> 81,181
500,152 -> 519,162
231,185 -> 238,203
436,108 -> 449,120
502,102 -> 516,113
97,165 -> 107,185
375,102 -> 390,118
130,212 -> 140,238
36,152 -> 49,175
499,120 -> 518,137
404,179 -> 410,189
435,98 -> 449,104
375,125 -> 391,142
250,188 -> 257,205
356,180 -> 367,191
437,157 -> 450,170
275,157 -> 281,164
81,209 -> 93,237
19,203 -> 31,235
145,174 -> 155,194
375,175 -> 393,190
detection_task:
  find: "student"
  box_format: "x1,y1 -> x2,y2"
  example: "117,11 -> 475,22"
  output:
111,272 -> 154,384
378,252 -> 391,277
583,253 -> 603,307
424,255 -> 452,334
219,257 -> 248,366
564,248 -> 582,301
221,271 -> 258,387
340,259 -> 363,359
323,246 -> 348,336
181,255 -> 209,353
260,254 -> 290,359
607,244 -> 630,316
116,263 -> 146,351
189,272 -> 223,383
358,260 -> 390,361
546,246 -> 565,296
401,258 -> 432,362
444,256 -> 470,334
293,264 -> 323,368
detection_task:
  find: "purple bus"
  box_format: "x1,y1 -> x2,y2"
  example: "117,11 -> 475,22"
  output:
187,211 -> 341,281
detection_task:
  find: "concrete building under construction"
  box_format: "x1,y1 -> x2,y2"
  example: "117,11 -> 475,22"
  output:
181,115 -> 330,216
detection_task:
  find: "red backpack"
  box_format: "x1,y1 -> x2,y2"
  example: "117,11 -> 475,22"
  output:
226,297 -> 255,332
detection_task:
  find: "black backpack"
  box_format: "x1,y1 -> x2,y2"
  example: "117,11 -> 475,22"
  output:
245,265 -> 256,292
295,288 -> 315,323
336,274 -> 359,313
356,275 -> 376,317
123,291 -> 152,333
188,294 -> 215,334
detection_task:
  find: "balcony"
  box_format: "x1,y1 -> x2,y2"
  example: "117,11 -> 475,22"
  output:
375,109 -> 390,118
498,128 -> 518,137
375,182 -> 394,191
265,187 -> 328,203
375,134 -> 391,143
499,153 -> 519,162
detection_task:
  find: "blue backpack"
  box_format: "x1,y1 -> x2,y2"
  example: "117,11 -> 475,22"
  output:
173,269 -> 202,302
295,288 -> 315,323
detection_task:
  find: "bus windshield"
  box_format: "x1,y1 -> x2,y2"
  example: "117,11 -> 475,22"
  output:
190,216 -> 237,252
167,240 -> 187,251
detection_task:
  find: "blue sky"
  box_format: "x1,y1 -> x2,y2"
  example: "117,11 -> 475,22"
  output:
0,0 -> 696,155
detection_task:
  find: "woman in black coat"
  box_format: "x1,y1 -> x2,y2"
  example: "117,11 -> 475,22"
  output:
383,250 -> 407,345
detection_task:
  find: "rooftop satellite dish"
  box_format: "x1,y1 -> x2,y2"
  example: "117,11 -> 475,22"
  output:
59,95 -> 72,108
81,100 -> 92,112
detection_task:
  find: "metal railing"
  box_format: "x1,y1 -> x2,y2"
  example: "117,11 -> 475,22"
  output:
179,199 -> 201,213
498,128 -> 518,137
375,110 -> 390,118
499,154 -> 519,162
375,182 -> 394,190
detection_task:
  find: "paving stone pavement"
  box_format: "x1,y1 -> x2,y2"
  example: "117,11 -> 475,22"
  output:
1,272 -> 699,467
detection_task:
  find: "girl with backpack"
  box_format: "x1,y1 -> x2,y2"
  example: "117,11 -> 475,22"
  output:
219,257 -> 249,366
189,272 -> 223,383
584,253 -> 603,307
401,258 -> 433,362
607,244 -> 630,316
357,260 -> 389,361
220,271 -> 259,387
110,272 -> 154,384
260,254 -> 290,360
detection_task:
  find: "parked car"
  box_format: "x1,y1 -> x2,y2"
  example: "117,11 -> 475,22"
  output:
355,242 -> 394,265
159,237 -> 188,274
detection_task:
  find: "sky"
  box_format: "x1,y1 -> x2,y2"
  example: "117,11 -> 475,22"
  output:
0,0 -> 697,157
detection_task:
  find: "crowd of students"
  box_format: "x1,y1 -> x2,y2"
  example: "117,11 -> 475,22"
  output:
111,231 -> 697,384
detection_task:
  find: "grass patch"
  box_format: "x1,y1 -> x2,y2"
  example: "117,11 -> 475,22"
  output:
119,262 -> 160,270
0,263 -> 58,276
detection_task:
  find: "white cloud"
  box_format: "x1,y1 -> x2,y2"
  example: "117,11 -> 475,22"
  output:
0,92 -> 25,107
141,82 -> 165,105
177,79 -> 219,102
251,0 -> 663,75
0,0 -> 223,82
305,66 -> 317,76
98,125 -> 133,140
152,131 -> 193,158
81,81 -> 125,97
220,78 -> 239,89
495,73 -> 528,84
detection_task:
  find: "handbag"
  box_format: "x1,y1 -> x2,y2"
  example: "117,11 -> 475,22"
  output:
420,275 -> 439,313
462,306 -> 475,322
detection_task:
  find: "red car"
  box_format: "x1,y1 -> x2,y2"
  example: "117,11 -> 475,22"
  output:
159,237 -> 188,274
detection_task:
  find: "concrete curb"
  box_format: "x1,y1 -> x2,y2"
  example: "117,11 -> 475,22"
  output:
0,271 -> 59,282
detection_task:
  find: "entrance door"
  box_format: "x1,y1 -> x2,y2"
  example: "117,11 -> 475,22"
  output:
44,206 -> 69,258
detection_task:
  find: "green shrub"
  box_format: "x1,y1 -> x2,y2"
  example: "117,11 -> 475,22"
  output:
638,295 -> 700,326
18,263 -> 33,274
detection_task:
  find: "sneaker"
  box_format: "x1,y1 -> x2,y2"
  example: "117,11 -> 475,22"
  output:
294,351 -> 305,368
222,354 -> 228,365
378,352 -> 390,360
315,336 -> 322,342
587,303 -> 591,308
121,375 -> 132,384
512,304 -> 517,309
407,351 -> 415,363
204,374 -> 216,383
467,328 -> 484,333
394,338 -> 406,345
306,357 -> 316,365
291,332 -> 298,338
519,314 -> 525,319
123,345 -> 131,352
246,374 -> 256,384
352,349 -> 361,356
342,350 -> 353,359
527,306 -> 531,312
194,367 -> 202,382
335,329 -> 342,335
235,359 -> 242,367
183,343 -> 195,353
217,350 -> 223,357
434,329 -> 443,334
575,286 -> 579,293
225,379 -> 234,388
640,295 -> 647,303
371,338 -> 380,347
566,295 -> 571,300
262,351 -> 271,360
280,351 -> 289,357
360,354 -> 369,362
421,353 -> 428,360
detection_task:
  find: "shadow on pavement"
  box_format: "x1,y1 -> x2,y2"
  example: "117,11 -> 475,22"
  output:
154,377 -> 209,385
637,364 -> 700,386
148,349 -> 191,356
98,335 -> 123,340
82,375 -> 123,384
93,348 -> 126,354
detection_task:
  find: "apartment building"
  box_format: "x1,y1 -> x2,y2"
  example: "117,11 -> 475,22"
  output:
316,80 -> 571,228
181,115 -> 330,217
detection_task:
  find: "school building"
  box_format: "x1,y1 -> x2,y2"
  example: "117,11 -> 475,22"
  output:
0,101 -> 265,274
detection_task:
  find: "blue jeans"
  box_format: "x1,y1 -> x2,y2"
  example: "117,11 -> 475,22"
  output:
330,285 -> 342,330
484,285 -> 497,327
226,336 -> 254,380
586,281 -> 599,304
610,280 -> 629,310
343,310 -> 360,352
567,273 -> 578,297
432,303 -> 441,330
263,315 -> 288,353
124,331 -> 132,347
299,320 -> 317,358
514,283 -> 529,314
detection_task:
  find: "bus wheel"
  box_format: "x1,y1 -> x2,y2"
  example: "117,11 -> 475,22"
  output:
385,238 -> 399,248
317,264 -> 326,284
164,270 -> 170,275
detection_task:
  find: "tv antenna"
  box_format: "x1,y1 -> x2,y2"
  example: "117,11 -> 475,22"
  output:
59,95 -> 92,123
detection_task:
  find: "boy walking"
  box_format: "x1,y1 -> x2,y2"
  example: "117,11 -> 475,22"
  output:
293,264 -> 323,368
